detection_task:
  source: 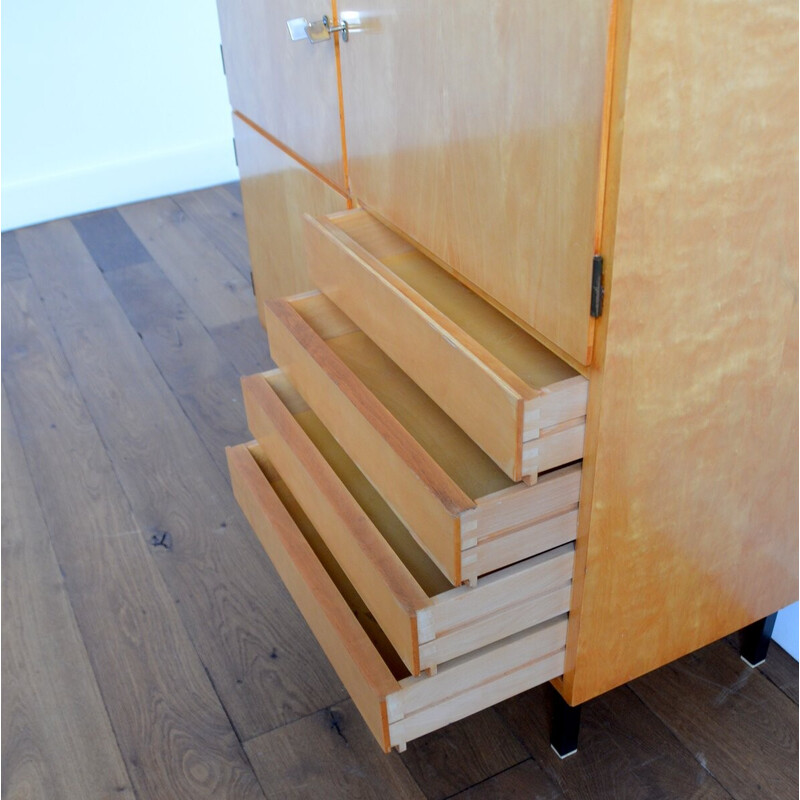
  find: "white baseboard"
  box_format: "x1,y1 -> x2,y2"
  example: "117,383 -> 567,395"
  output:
1,138 -> 240,232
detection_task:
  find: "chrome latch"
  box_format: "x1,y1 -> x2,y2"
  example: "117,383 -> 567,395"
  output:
287,15 -> 348,43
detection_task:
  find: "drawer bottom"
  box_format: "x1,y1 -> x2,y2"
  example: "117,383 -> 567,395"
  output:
227,440 -> 568,752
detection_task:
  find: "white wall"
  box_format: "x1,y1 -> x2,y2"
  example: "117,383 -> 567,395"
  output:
1,0 -> 238,231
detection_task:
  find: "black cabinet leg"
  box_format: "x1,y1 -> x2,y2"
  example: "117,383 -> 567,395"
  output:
740,612 -> 778,668
550,685 -> 582,759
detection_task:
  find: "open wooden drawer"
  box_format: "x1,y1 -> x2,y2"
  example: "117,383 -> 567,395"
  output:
227,440 -> 568,752
304,209 -> 588,481
264,291 -> 582,586
241,369 -> 575,675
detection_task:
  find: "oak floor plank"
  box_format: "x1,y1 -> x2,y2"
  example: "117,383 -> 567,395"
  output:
2,389 -> 136,800
16,218 -> 345,741
104,259 -> 251,476
2,276 -> 265,800
172,185 -> 252,279
498,683 -> 734,800
399,708 -> 532,800
244,700 -> 426,800
758,643 -> 800,706
223,180 -> 244,203
4,186 -> 796,800
630,640 -> 799,800
2,231 -> 29,283
725,635 -> 799,706
210,316 -> 275,378
119,195 -> 254,328
449,760 -> 563,800
72,208 -> 151,272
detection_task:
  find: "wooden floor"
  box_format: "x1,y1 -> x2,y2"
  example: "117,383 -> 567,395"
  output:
2,184 -> 797,800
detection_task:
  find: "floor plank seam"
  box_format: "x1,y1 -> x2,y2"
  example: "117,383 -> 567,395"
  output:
437,758 -> 538,800
240,694 -> 352,746
625,682 -> 738,797
170,191 -> 252,283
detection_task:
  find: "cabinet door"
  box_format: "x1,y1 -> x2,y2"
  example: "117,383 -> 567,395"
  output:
218,0 -> 346,189
338,1 -> 613,365
233,116 -> 349,327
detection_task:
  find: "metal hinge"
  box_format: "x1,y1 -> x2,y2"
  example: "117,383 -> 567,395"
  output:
590,254 -> 604,318
220,43 -> 226,75
232,137 -> 238,167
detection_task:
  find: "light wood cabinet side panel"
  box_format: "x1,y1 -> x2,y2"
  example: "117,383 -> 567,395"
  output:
566,0 -> 799,704
339,0 -> 613,364
233,117 -> 348,326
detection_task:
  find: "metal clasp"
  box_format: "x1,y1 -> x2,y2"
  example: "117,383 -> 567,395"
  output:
287,15 -> 348,43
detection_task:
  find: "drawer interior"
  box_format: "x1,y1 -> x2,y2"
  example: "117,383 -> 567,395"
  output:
252,370 -> 575,672
230,441 -> 569,752
246,442 -> 411,682
329,210 -> 579,391
264,371 -> 455,599
288,293 -> 522,501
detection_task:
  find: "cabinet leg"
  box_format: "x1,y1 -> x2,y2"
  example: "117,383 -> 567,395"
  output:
740,612 -> 778,668
549,685 -> 582,759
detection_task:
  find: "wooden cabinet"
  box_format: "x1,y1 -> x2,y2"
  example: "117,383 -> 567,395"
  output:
219,0 -> 798,752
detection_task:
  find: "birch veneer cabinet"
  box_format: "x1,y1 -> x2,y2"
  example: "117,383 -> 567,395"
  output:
217,0 -> 799,753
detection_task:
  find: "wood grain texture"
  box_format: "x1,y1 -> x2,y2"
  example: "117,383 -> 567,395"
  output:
209,315 -> 275,378
244,369 -> 575,671
399,708 -> 528,800
172,184 -> 252,280
234,116 -> 349,324
2,276 -> 265,799
752,642 -> 799,706
242,372 -> 428,674
119,195 -> 255,328
14,219 -> 344,742
306,212 -> 526,478
245,701 -> 425,800
265,295 -> 467,583
217,0 -> 346,187
565,0 -> 799,703
104,259 -> 252,476
2,389 -> 135,800
339,0 -> 613,364
276,295 -> 581,581
499,682 -> 734,800
630,640 -> 798,800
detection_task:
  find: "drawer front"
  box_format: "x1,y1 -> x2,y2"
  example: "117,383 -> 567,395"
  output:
227,441 -> 568,752
304,209 -> 588,481
241,369 -> 577,674
264,292 -> 582,585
